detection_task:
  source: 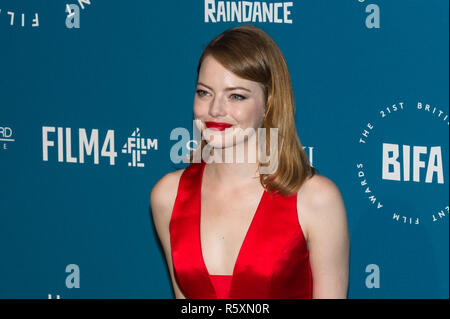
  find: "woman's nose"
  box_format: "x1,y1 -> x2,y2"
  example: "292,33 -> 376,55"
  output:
208,96 -> 227,118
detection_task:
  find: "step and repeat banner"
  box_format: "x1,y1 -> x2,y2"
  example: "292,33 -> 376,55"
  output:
0,0 -> 448,299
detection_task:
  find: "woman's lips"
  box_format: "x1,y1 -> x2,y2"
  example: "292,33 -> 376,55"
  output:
205,121 -> 233,131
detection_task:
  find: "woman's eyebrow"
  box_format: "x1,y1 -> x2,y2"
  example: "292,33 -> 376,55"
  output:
197,82 -> 252,93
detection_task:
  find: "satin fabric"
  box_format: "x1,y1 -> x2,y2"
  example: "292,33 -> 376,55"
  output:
209,275 -> 233,299
169,160 -> 313,299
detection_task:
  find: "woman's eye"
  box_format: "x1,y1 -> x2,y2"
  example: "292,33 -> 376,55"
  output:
196,90 -> 245,101
196,90 -> 208,97
231,94 -> 246,101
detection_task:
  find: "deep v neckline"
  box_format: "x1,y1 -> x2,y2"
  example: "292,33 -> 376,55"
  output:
198,161 -> 266,282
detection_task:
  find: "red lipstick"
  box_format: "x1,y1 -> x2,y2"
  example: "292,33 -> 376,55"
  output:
205,121 -> 233,131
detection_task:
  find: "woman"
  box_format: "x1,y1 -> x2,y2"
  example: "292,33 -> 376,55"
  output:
151,25 -> 349,299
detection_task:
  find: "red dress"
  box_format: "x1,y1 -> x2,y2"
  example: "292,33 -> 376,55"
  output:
169,161 -> 313,299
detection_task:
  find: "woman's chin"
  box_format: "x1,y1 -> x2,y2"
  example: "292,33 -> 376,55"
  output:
204,139 -> 234,149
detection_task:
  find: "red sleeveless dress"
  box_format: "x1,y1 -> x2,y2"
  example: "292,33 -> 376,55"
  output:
169,161 -> 313,299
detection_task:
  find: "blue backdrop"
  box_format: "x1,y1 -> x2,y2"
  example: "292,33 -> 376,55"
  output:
0,0 -> 448,299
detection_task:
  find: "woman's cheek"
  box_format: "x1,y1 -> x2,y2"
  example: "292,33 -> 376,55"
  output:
230,107 -> 243,122
193,103 -> 205,118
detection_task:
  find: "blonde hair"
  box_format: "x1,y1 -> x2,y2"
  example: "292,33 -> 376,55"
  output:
190,25 -> 315,196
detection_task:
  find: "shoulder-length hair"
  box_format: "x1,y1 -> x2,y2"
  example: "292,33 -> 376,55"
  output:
190,24 -> 315,196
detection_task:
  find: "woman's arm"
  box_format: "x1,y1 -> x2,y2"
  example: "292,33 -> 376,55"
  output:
297,174 -> 350,299
150,170 -> 187,299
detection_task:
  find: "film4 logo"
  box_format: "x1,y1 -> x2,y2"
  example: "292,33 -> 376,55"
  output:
42,126 -> 157,167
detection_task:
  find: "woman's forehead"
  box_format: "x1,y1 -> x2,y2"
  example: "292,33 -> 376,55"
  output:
198,57 -> 263,91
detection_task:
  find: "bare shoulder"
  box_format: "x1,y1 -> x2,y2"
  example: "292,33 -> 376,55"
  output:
298,173 -> 344,208
297,173 -> 350,298
150,167 -> 189,299
297,173 -> 347,242
150,168 -> 186,227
